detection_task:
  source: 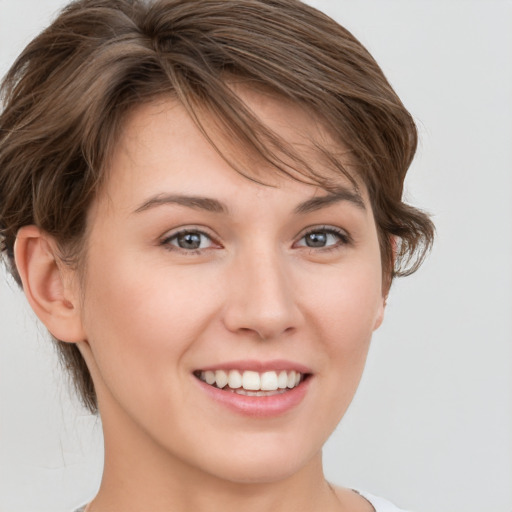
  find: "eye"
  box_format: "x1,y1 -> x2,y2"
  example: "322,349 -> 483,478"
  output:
162,229 -> 215,251
295,227 -> 349,249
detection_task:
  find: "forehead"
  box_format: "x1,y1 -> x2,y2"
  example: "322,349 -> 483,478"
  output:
98,89 -> 366,212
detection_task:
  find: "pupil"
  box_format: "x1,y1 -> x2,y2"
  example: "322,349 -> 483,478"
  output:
306,232 -> 326,247
178,232 -> 201,249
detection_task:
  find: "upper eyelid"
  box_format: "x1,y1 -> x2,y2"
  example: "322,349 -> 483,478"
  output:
296,225 -> 352,247
296,225 -> 350,239
159,228 -> 218,250
160,228 -> 221,254
160,225 -> 216,241
158,224 -> 350,247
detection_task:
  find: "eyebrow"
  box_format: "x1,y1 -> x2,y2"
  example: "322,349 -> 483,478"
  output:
294,187 -> 366,214
133,194 -> 228,214
133,187 -> 365,216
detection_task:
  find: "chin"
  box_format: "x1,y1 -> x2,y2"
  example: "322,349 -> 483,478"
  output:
190,435 -> 321,485
205,457 -> 309,485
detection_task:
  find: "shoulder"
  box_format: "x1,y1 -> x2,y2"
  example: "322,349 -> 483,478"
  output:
356,490 -> 413,512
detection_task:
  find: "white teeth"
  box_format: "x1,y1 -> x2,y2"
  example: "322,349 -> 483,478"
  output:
228,369 -> 242,389
242,371 -> 260,391
260,371 -> 278,391
215,370 -> 228,388
287,370 -> 296,388
277,370 -> 288,389
234,388 -> 288,397
198,369 -> 305,392
205,371 -> 215,385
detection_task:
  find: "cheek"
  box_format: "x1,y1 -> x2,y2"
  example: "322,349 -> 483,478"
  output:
316,281 -> 378,373
301,259 -> 383,400
302,256 -> 383,339
78,255 -> 221,404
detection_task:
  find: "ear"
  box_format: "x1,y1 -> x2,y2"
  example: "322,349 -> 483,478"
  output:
373,297 -> 386,331
374,235 -> 397,331
14,226 -> 85,343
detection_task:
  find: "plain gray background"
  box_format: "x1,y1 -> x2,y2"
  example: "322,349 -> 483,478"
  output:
1,1 -> 511,511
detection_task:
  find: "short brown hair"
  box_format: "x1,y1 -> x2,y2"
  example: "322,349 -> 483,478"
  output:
0,0 -> 434,413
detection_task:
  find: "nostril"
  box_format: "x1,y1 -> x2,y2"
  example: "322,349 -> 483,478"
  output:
221,266 -> 302,339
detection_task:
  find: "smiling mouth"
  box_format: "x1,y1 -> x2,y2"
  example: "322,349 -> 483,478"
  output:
194,369 -> 307,396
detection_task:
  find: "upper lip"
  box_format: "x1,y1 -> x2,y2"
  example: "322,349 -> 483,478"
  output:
196,359 -> 312,374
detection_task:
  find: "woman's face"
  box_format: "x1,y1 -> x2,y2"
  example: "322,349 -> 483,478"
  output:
75,91 -> 385,484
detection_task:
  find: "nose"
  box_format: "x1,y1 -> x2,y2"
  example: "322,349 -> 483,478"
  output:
222,249 -> 303,340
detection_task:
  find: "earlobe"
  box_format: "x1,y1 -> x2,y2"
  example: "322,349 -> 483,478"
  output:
14,226 -> 85,343
375,235 -> 397,329
373,297 -> 386,331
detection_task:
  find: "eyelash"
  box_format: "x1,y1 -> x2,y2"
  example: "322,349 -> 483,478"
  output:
160,225 -> 351,255
160,228 -> 218,255
294,226 -> 351,251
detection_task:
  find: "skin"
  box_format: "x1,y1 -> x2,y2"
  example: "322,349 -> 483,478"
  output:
15,90 -> 384,512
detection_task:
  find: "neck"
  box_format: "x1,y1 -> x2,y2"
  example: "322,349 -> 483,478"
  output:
91,445 -> 338,512
87,402 -> 340,512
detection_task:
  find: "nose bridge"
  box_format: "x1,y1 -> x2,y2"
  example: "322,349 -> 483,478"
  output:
223,243 -> 300,339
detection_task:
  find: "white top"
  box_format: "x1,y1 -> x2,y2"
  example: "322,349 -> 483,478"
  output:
358,490 -> 412,512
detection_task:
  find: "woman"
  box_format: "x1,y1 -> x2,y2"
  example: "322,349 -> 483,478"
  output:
0,0 -> 433,510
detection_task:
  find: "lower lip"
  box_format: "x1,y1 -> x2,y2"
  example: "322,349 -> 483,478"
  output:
195,377 -> 311,418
